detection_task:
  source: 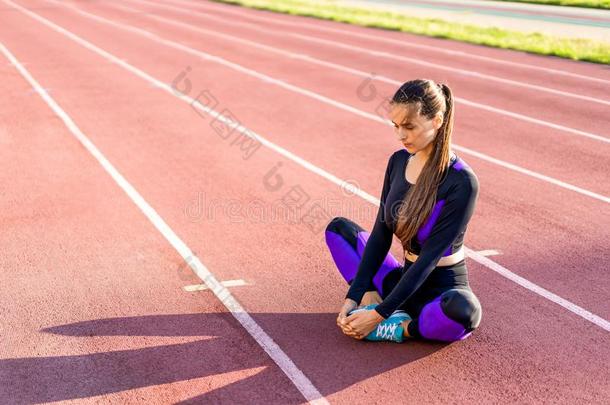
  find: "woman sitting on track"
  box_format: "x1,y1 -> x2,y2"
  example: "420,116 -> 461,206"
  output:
325,79 -> 482,343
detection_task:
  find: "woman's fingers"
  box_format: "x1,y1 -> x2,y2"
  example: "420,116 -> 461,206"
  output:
337,315 -> 354,334
338,300 -> 361,339
339,320 -> 358,335
338,321 -> 352,333
338,321 -> 363,339
346,329 -> 361,339
344,320 -> 362,335
344,312 -> 360,325
339,321 -> 354,332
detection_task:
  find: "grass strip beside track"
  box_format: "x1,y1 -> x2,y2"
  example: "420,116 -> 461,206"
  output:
492,0 -> 610,10
211,0 -> 610,64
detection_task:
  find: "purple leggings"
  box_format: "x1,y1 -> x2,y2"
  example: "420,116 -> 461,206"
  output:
325,217 -> 481,342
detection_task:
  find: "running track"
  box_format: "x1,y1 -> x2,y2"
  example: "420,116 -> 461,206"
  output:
0,0 -> 608,403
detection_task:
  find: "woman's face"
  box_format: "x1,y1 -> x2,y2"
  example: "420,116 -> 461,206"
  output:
390,103 -> 442,155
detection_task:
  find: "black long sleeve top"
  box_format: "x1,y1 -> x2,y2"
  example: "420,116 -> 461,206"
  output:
345,149 -> 479,319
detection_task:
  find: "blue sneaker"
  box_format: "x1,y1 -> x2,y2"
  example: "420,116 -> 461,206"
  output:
348,304 -> 411,343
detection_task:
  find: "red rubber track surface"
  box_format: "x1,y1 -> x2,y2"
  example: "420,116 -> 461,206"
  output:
1,0 -> 608,403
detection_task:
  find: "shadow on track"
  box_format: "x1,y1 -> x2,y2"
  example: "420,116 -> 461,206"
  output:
1,313 -> 449,403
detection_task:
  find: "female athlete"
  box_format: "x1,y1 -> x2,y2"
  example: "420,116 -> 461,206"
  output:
325,79 -> 482,343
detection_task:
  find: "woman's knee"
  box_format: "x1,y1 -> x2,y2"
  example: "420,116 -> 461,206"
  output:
325,216 -> 364,237
325,217 -> 365,284
441,288 -> 482,331
325,217 -> 366,250
417,288 -> 482,342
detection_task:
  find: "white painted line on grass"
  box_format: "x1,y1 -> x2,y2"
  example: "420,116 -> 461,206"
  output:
6,0 -> 607,335
0,40 -> 329,405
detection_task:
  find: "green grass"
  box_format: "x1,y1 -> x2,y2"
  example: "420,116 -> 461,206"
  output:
211,0 -> 610,65
492,0 -> 610,10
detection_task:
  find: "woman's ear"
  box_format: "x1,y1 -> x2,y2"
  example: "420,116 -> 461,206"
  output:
434,113 -> 444,130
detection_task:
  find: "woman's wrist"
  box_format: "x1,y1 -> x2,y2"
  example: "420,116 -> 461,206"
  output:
373,307 -> 388,320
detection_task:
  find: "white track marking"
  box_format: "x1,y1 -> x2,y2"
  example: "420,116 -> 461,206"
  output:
41,0 -> 610,202
474,250 -> 500,257
165,0 -> 610,86
5,0 -> 608,334
118,0 -> 610,146
452,144 -> 609,203
134,0 -> 610,107
183,279 -> 249,292
26,87 -> 51,95
466,248 -> 610,332
0,40 -> 329,405
125,0 -> 610,143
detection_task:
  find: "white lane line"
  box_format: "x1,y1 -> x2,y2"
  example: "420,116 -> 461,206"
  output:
127,0 -> 610,142
452,144 -> 609,203
116,0 -> 610,147
165,0 -> 610,86
183,279 -> 250,292
142,0 -> 610,108
474,249 -> 500,257
26,87 -> 51,95
466,248 -> 610,331
42,0 -> 610,202
0,41 -> 329,405
6,0 -> 608,334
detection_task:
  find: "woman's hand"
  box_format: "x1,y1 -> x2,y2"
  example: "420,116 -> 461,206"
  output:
337,299 -> 359,337
344,308 -> 385,339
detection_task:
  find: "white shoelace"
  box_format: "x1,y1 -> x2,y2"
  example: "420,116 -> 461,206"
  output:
375,322 -> 400,340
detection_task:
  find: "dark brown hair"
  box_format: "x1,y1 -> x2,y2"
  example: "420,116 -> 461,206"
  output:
391,79 -> 455,253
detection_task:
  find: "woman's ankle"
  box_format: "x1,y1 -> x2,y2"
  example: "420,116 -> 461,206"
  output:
402,320 -> 412,338
361,291 -> 383,306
